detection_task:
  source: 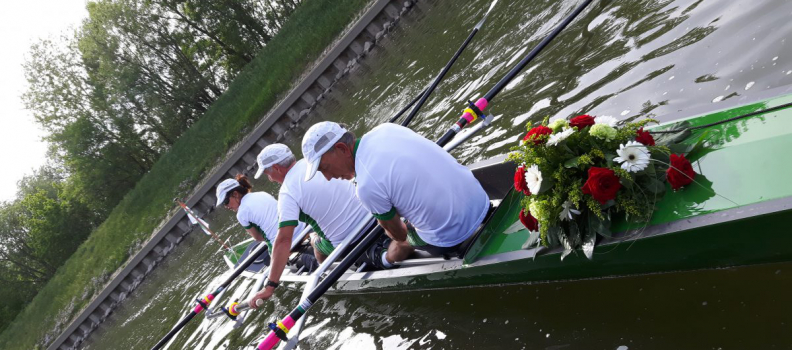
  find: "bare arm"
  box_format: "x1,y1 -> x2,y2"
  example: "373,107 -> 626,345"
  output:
245,227 -> 265,241
377,213 -> 408,241
249,225 -> 295,307
266,225 -> 295,285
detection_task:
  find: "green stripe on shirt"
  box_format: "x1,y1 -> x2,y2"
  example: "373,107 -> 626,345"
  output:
279,220 -> 299,228
372,207 -> 397,220
299,211 -> 330,243
245,222 -> 272,251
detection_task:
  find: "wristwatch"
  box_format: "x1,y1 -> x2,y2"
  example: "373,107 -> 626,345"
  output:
265,280 -> 279,289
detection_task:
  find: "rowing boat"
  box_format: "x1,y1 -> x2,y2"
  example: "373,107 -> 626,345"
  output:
223,85 -> 792,294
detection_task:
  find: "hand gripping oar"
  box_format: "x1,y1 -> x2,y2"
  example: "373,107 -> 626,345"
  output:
254,226 -> 385,350
253,1 -> 595,349
436,0 -> 595,148
151,227 -> 310,350
210,216 -> 377,324
150,241 -> 271,350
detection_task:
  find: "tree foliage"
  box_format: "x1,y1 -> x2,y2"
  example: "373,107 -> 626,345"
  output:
23,0 -> 301,213
7,0 -> 303,332
0,166 -> 98,331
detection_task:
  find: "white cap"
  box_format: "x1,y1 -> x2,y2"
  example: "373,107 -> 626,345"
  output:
254,144 -> 293,179
215,179 -> 239,207
301,121 -> 347,181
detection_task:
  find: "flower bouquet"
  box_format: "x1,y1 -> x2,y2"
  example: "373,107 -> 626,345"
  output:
507,114 -> 705,260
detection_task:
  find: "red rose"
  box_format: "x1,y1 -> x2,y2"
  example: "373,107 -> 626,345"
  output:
635,128 -> 655,146
570,114 -> 595,129
519,209 -> 538,232
667,154 -> 696,190
514,165 -> 531,195
581,167 -> 622,204
523,125 -> 552,145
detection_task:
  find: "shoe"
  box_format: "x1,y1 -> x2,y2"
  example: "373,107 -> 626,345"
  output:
358,236 -> 393,271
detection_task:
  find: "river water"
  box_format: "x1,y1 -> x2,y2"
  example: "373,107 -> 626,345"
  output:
82,0 -> 792,349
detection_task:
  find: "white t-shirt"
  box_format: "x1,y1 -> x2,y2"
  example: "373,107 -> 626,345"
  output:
278,159 -> 370,247
354,123 -> 490,247
237,191 -> 304,249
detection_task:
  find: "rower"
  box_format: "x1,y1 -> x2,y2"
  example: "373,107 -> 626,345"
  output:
301,121 -> 490,269
215,175 -> 310,266
247,143 -> 370,307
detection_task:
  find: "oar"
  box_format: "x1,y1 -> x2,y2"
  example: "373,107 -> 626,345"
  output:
389,0 -> 499,125
151,227 -> 310,350
387,87 -> 427,123
399,0 -> 500,127
436,0 -> 595,147
253,1 -> 596,349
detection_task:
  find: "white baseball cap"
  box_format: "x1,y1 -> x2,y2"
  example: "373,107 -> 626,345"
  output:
254,144 -> 294,179
215,178 -> 240,207
301,121 -> 347,181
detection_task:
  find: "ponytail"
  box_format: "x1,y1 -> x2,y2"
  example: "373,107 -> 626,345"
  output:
229,174 -> 252,198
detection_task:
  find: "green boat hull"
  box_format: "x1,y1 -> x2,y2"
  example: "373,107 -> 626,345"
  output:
314,88 -> 792,293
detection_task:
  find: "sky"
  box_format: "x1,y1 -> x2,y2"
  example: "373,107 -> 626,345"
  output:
0,0 -> 88,202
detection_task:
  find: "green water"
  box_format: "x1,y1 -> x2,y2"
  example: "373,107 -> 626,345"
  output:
82,0 -> 792,348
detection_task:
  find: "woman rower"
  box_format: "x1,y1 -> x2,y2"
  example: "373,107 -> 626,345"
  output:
216,175 -> 314,269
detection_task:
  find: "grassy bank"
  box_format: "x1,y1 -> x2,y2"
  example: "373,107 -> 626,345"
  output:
0,0 -> 371,348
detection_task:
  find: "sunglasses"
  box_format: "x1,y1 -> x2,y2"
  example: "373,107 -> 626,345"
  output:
222,195 -> 231,206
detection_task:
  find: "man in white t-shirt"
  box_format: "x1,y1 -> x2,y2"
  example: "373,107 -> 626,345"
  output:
248,143 -> 370,305
300,121 -> 490,269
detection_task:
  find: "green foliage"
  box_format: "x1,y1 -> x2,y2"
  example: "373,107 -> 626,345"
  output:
0,166 -> 97,333
0,0 -> 369,348
23,0 -> 304,215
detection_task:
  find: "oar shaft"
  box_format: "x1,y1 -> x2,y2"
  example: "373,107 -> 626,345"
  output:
400,26 -> 481,128
436,0 -> 594,147
256,226 -> 385,350
388,87 -> 428,123
151,312 -> 197,350
484,0 -> 593,102
150,242 -> 269,348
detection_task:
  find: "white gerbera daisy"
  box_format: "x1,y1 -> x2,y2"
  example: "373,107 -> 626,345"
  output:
613,141 -> 650,172
559,201 -> 581,221
595,115 -> 619,127
524,164 -> 543,194
546,127 -> 575,146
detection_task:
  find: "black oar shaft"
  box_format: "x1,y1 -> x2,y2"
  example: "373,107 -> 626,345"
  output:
436,0 -> 594,147
484,0 -> 593,102
151,312 -> 197,349
401,26 -> 482,127
256,226 -> 385,349
150,242 -> 270,350
400,1 -> 500,127
392,1 -> 497,126
388,87 -> 428,123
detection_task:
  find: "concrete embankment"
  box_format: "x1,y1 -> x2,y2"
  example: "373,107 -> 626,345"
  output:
47,1 -> 418,349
